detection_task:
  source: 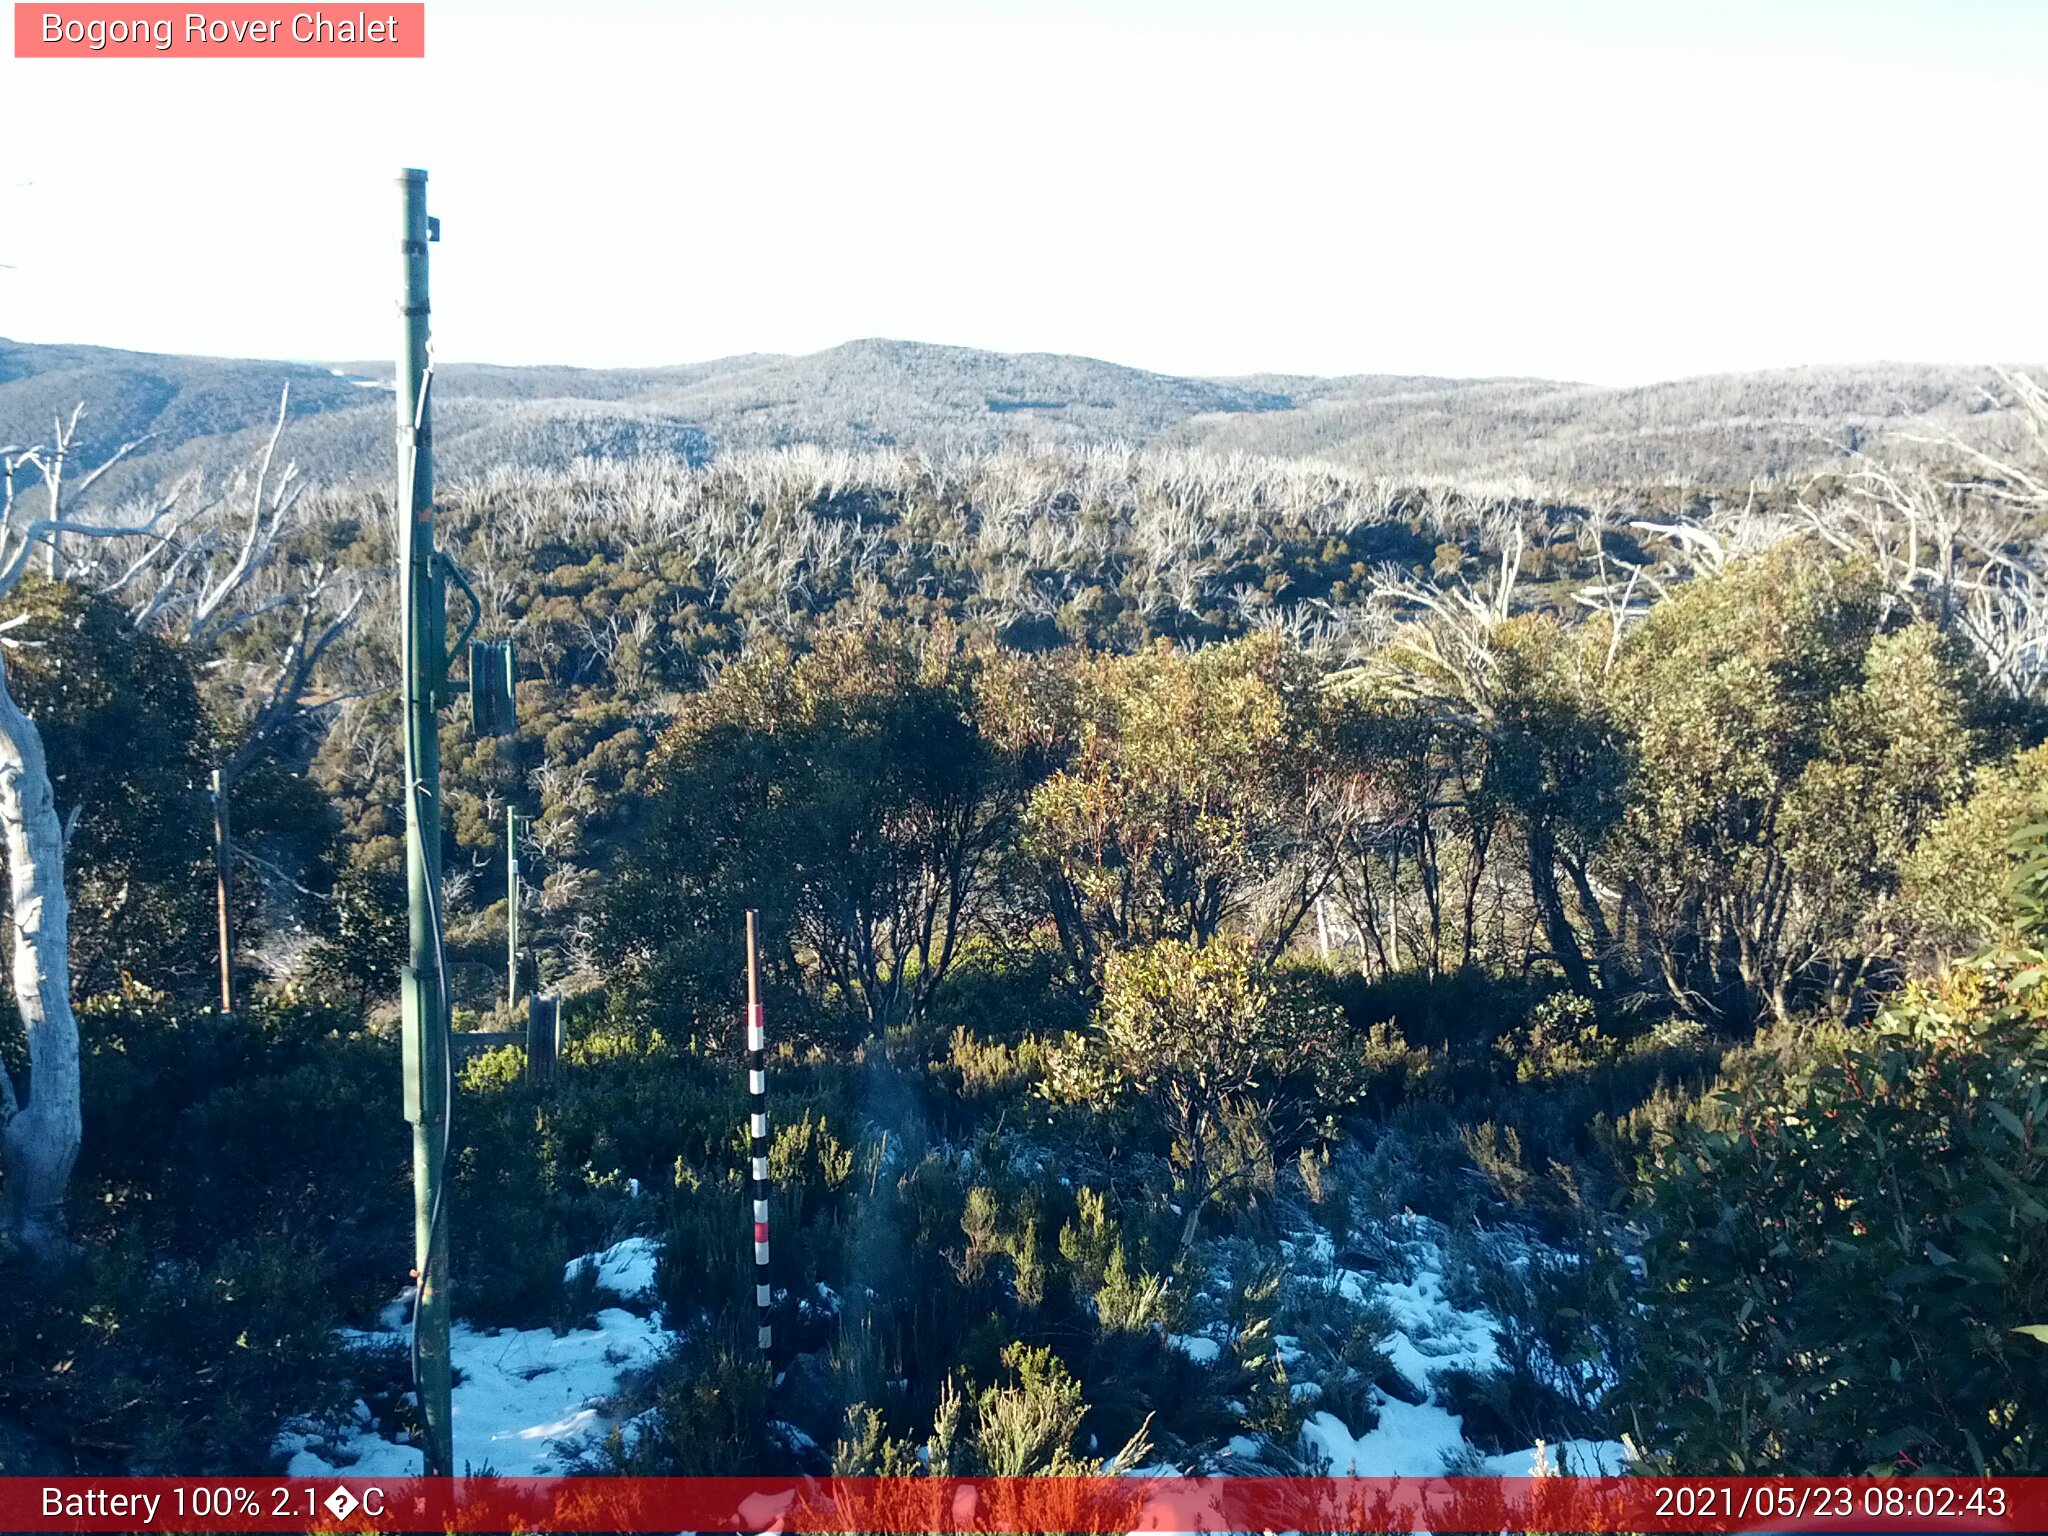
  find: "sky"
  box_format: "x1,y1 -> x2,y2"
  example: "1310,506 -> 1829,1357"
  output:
0,0 -> 2042,384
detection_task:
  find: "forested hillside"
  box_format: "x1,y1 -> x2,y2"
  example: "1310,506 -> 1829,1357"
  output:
0,362 -> 2043,1482
4,334 -> 2034,504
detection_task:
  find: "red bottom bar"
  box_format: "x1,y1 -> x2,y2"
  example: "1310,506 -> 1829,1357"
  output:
3,1475 -> 2042,1533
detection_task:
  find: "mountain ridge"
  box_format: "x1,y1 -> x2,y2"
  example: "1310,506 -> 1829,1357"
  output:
1,334 -> 2033,499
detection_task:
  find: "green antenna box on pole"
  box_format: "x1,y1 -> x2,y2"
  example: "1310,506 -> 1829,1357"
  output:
470,639 -> 516,738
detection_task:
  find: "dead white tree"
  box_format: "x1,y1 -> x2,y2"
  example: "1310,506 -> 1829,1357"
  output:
1800,374 -> 2048,699
7,407 -> 162,582
115,390 -> 375,778
0,394 -> 366,1250
0,419 -> 184,1256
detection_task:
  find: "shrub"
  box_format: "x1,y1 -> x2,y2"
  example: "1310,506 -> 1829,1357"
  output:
929,1027 -> 1054,1134
770,1111 -> 856,1229
1221,1267 -> 1303,1441
657,1168 -> 753,1323
1627,952 -> 2048,1472
75,985 -> 406,1314
1022,635 -> 1337,969
1093,1246 -> 1174,1335
1901,757 -> 2048,964
1045,937 -> 1360,1255
1497,993 -> 1618,1084
0,580 -> 215,999
961,1342 -> 1150,1475
590,1344 -> 776,1475
1460,1121 -> 1534,1208
830,1403 -> 922,1476
0,1235 -> 346,1474
300,867 -> 408,1017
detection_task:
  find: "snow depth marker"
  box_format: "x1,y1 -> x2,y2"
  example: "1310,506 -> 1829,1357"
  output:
745,909 -> 772,1356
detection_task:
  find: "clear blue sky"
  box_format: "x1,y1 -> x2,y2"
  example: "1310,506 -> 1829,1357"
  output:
1,0 -> 2041,383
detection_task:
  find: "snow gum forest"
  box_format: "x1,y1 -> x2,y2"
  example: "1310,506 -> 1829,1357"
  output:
0,342 -> 2045,1482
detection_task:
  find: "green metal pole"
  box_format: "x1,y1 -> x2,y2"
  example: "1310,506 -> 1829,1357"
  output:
395,165 -> 453,1480
506,807 -> 520,1009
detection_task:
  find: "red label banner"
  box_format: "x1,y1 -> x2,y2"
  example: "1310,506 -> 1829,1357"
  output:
0,1476 -> 2042,1532
13,4 -> 424,57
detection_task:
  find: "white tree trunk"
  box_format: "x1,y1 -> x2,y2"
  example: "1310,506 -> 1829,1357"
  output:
0,656 -> 79,1258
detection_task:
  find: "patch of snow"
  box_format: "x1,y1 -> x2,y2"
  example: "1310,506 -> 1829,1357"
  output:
280,1242 -> 674,1476
1302,1399 -> 1469,1476
617,1407 -> 662,1457
1281,1229 -> 1337,1267
1303,1403 -> 1626,1506
1280,1209 -> 1621,1482
566,1236 -> 661,1301
768,1419 -> 821,1456
800,1281 -> 843,1319
1166,1333 -> 1222,1364
736,1489 -> 796,1530
1289,1214 -> 1499,1394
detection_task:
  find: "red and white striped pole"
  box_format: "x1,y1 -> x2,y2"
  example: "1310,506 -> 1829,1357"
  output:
745,910 -> 771,1356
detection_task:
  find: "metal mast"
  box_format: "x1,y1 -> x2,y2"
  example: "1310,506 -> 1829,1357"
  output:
396,165 -> 453,1479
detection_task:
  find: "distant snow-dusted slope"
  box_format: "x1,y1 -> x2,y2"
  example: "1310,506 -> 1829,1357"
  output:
6,334 -> 2030,503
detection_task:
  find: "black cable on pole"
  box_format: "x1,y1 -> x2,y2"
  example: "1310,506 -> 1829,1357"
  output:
407,777 -> 453,1402
398,354 -> 453,1426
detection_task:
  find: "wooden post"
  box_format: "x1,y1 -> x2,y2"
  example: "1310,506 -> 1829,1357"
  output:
746,910 -> 771,1355
212,767 -> 234,1017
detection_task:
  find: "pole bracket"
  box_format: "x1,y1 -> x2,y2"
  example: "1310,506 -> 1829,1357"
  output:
432,554 -> 483,706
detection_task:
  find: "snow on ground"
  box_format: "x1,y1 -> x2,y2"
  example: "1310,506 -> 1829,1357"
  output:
1302,1399 -> 1467,1477
276,1245 -> 673,1477
1303,1401 -> 1621,1478
1279,1213 -> 1626,1478
275,1211 -> 1622,1484
566,1235 -> 661,1300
